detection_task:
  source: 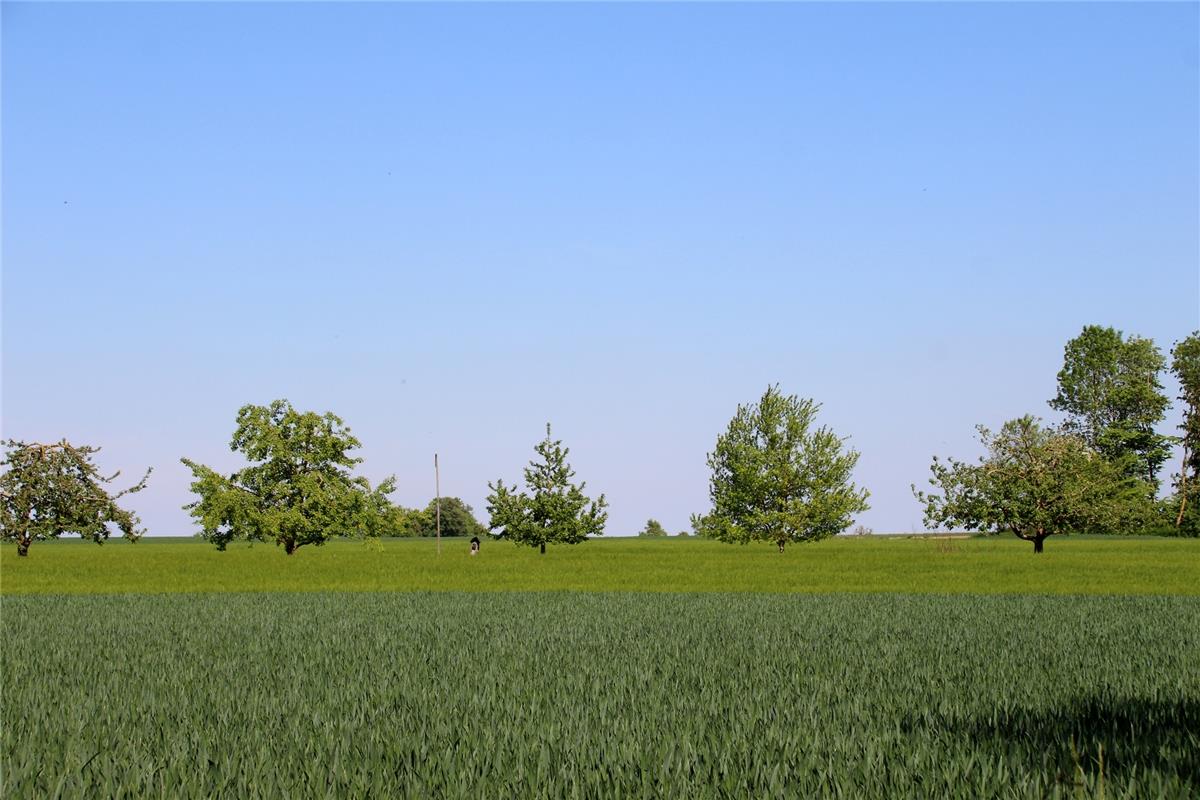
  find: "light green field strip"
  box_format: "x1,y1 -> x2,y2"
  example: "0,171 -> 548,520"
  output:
2,536 -> 1197,596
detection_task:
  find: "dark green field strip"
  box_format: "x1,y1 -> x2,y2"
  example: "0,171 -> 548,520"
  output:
3,593 -> 1197,798
3,536 -> 1198,596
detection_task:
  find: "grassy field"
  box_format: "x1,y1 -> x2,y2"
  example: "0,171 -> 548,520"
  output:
4,592 -> 1197,798
3,535 -> 1199,596
5,537 -> 1197,797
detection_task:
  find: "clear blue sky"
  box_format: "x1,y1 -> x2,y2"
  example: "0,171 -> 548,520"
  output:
3,2 -> 1197,537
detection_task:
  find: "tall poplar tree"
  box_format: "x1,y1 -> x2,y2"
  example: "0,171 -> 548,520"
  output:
1170,332 -> 1200,533
1049,325 -> 1170,488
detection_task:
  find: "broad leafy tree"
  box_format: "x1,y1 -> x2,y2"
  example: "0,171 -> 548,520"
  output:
914,416 -> 1145,553
1170,332 -> 1200,533
403,497 -> 489,538
693,385 -> 869,553
1,440 -> 151,557
638,519 -> 669,537
1049,325 -> 1171,487
486,424 -> 607,554
181,400 -> 396,554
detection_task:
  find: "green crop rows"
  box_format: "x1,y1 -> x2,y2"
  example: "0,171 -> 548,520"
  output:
4,592 -> 1197,798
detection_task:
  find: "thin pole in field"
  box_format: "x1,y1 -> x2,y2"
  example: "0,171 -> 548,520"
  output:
435,453 -> 442,555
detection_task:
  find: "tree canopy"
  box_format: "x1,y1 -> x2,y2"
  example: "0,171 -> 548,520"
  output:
1170,332 -> 1200,534
181,400 -> 396,554
693,385 -> 869,552
401,497 -> 489,539
1,440 -> 151,557
1049,325 -> 1171,488
638,519 -> 669,537
914,416 -> 1146,552
486,424 -> 607,554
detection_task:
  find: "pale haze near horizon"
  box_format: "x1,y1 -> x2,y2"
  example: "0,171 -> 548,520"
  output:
3,3 -> 1197,538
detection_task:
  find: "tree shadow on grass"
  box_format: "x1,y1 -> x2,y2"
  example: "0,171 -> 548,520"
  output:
906,695 -> 1199,790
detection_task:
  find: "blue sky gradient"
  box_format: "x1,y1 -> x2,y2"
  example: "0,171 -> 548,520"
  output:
3,2 -> 1197,536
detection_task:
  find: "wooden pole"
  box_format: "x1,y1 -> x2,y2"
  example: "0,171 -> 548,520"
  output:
435,453 -> 442,555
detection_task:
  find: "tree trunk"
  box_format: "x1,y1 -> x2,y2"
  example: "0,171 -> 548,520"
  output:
777,540 -> 786,554
284,539 -> 297,555
1033,536 -> 1046,554
16,535 -> 30,557
1177,446 -> 1188,528
539,542 -> 546,555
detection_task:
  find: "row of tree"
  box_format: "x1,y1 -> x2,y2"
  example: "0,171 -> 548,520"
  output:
914,326 -> 1200,551
179,400 -> 500,552
3,326 -> 1198,557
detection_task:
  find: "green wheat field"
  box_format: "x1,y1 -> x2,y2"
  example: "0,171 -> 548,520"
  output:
3,537 -> 1198,797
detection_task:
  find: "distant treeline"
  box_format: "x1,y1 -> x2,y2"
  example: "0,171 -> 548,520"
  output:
385,497 -> 489,540
3,326 -> 1198,557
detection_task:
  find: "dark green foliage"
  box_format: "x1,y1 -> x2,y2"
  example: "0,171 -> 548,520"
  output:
379,504 -> 415,538
401,497 -> 489,538
0,440 -> 150,557
181,400 -> 396,554
486,424 -> 607,554
695,385 -> 869,552
359,504 -> 429,538
3,593 -> 1197,798
638,518 -> 669,537
1170,332 -> 1200,535
1049,325 -> 1171,489
916,416 -> 1150,552
388,505 -> 432,537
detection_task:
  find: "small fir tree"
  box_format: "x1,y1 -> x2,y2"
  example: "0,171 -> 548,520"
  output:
486,424 -> 607,554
